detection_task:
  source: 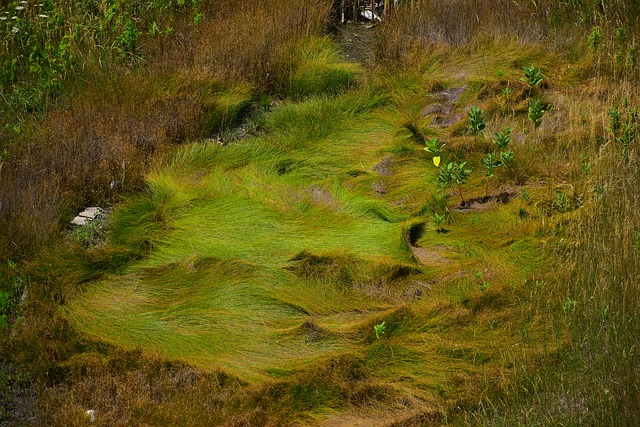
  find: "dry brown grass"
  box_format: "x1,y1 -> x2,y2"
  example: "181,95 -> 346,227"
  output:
0,0 -> 332,260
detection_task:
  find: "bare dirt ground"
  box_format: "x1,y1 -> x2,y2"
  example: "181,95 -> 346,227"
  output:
331,21 -> 378,65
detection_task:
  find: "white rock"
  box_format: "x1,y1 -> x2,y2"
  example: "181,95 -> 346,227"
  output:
71,216 -> 89,226
78,207 -> 100,218
85,409 -> 95,423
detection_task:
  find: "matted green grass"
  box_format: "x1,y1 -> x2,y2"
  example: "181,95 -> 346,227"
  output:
63,51 -> 550,415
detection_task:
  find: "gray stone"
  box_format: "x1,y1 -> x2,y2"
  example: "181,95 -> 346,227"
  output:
78,207 -> 100,218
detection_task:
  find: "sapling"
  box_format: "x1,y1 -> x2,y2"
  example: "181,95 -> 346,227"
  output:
528,97 -> 545,130
468,106 -> 486,135
521,64 -> 543,91
438,162 -> 473,204
499,149 -> 514,167
493,127 -> 513,150
481,152 -> 500,195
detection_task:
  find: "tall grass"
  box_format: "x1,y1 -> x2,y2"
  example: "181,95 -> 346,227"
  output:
371,1 -> 640,425
0,0 -> 332,261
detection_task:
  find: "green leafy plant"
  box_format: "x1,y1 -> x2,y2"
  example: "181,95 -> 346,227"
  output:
587,26 -> 602,51
468,106 -> 486,135
528,97 -> 545,129
424,137 -> 445,157
431,212 -> 446,232
437,161 -> 473,204
374,321 -> 386,339
194,12 -> 204,26
521,64 -> 543,89
499,149 -> 514,167
608,105 -> 638,157
580,154 -> 593,176
481,152 -> 500,195
493,127 -> 513,150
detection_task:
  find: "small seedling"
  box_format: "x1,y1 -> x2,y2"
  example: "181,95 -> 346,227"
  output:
528,97 -> 545,129
468,106 -> 486,135
424,137 -> 445,167
431,212 -> 446,232
635,230 -> 640,252
148,21 -> 160,37
521,186 -> 531,202
437,162 -> 472,204
554,192 -> 571,213
497,69 -> 504,79
501,86 -> 512,99
424,137 -> 445,157
564,297 -> 577,312
474,271 -> 483,280
579,155 -> 592,176
521,64 -> 543,89
499,149 -> 514,167
480,281 -> 488,291
587,26 -> 602,51
194,12 -> 204,26
482,152 -> 499,177
481,152 -> 499,195
374,321 -> 386,339
493,127 -> 513,150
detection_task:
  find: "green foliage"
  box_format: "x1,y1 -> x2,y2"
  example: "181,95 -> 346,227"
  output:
528,97 -> 545,129
285,37 -> 361,100
193,11 -> 204,26
374,321 -> 386,339
520,64 -> 543,89
499,149 -> 514,167
0,0 -> 198,114
71,209 -> 108,249
437,161 -> 473,203
493,127 -> 513,150
587,26 -> 602,51
608,105 -> 638,157
468,106 -> 486,135
481,152 -> 500,177
424,137 -> 445,157
431,212 -> 446,232
0,290 -> 10,328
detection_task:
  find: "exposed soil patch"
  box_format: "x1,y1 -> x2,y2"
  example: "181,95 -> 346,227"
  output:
410,246 -> 450,267
331,22 -> 378,64
454,191 -> 516,213
422,85 -> 467,128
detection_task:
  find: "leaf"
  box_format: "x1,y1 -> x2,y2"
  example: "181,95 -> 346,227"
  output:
433,156 -> 441,167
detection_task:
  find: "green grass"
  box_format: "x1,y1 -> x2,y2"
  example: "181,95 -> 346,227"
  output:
60,62 -> 551,424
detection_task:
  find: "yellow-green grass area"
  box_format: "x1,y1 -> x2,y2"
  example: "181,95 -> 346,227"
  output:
61,69 -> 551,418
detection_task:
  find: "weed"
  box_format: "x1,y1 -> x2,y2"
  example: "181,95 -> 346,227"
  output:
468,105 -> 486,135
587,26 -> 602,51
431,212 -> 447,232
521,64 -> 543,90
528,97 -> 545,129
424,137 -> 446,157
437,161 -> 473,204
493,127 -> 513,150
374,321 -> 386,339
